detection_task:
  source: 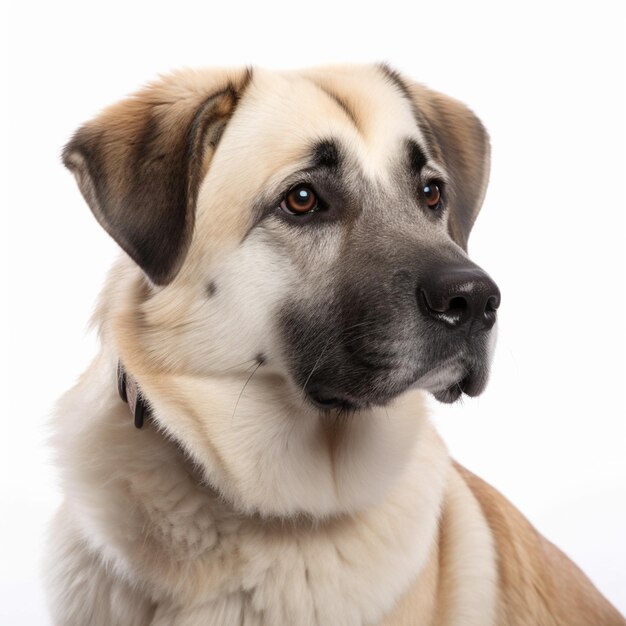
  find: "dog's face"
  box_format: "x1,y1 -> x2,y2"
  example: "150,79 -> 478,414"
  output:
64,64 -> 498,516
65,64 -> 498,413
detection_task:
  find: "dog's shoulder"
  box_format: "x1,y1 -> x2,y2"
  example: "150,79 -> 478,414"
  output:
454,462 -> 625,625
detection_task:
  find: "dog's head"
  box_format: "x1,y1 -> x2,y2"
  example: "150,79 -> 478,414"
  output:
64,64 -> 498,515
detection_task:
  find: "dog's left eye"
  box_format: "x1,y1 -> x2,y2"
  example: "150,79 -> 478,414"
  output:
281,185 -> 319,215
423,182 -> 442,209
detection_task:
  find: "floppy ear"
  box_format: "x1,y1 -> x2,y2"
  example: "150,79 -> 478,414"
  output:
63,67 -> 253,285
380,67 -> 490,251
410,83 -> 490,250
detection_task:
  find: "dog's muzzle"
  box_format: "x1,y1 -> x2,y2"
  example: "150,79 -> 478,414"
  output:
286,255 -> 501,412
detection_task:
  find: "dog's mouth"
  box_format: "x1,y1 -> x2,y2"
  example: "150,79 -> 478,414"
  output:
412,357 -> 489,404
304,357 -> 488,412
429,370 -> 486,403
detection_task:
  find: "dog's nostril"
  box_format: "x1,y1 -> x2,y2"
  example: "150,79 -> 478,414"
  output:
448,296 -> 468,314
419,290 -> 470,328
486,295 -> 500,312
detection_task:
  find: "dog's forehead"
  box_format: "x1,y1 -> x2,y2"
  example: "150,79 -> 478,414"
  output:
227,65 -> 423,183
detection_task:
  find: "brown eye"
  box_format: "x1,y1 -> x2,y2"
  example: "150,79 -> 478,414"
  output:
281,185 -> 318,214
423,182 -> 442,209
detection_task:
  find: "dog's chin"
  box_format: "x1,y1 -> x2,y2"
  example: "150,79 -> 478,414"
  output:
307,389 -> 359,413
305,383 -> 400,413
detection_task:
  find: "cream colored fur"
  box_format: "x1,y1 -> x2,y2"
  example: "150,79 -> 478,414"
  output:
48,296 -> 454,625
46,64 -> 624,625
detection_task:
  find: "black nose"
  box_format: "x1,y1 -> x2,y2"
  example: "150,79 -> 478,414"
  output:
418,266 -> 500,331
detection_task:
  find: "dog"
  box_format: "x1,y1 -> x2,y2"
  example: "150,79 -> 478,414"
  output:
45,63 -> 624,625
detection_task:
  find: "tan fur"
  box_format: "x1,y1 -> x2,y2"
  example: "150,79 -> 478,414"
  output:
47,64 -> 624,625
455,465 -> 624,625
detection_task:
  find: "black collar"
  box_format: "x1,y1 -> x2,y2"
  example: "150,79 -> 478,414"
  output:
117,361 -> 150,429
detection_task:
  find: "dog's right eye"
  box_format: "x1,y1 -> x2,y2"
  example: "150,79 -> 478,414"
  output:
281,185 -> 319,215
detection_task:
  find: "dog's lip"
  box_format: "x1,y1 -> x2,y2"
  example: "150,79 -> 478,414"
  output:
432,384 -> 463,404
429,367 -> 486,404
400,356 -> 487,405
304,356 -> 486,411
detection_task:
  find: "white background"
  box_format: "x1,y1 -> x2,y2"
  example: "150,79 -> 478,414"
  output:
2,1 -> 624,623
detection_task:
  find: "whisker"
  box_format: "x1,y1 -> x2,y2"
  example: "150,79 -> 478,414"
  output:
301,333 -> 335,393
231,361 -> 263,420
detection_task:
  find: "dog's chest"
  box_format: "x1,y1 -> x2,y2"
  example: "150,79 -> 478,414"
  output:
128,471 -> 421,625
115,446 -> 441,626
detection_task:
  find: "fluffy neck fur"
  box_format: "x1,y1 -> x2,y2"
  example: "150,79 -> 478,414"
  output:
51,265 -> 453,624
